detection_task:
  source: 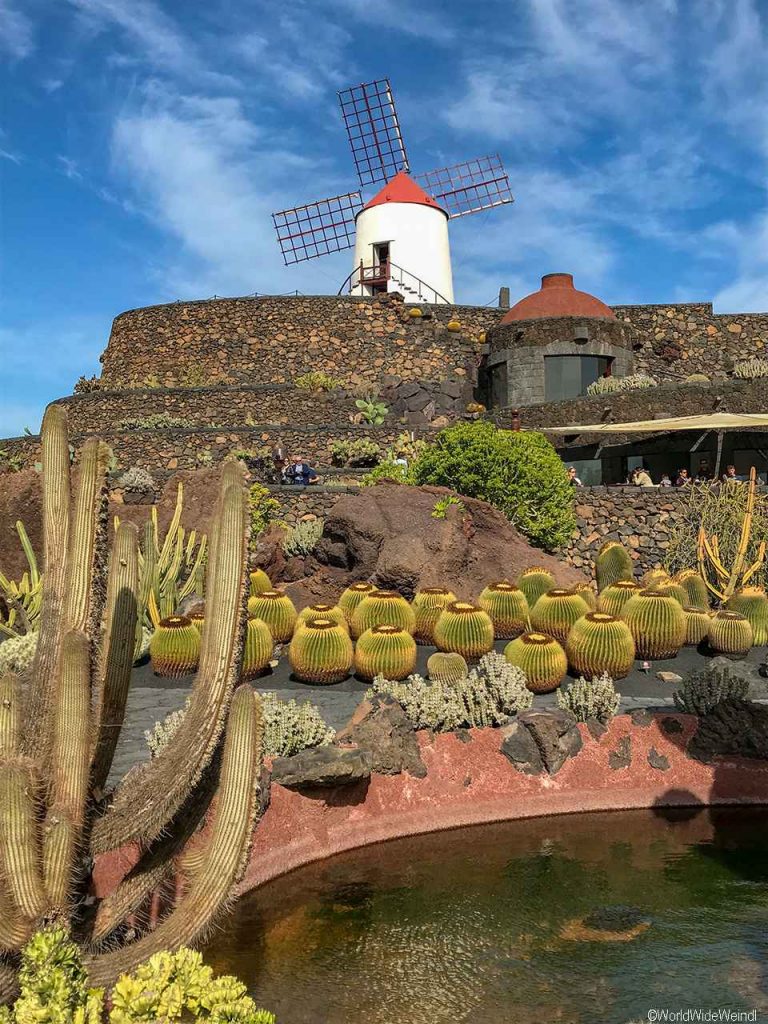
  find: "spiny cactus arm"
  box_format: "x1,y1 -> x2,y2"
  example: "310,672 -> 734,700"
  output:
723,467 -> 758,601
42,812 -> 75,912
48,631 -> 91,831
86,685 -> 263,988
63,438 -> 110,636
138,520 -> 156,629
15,522 -> 39,589
23,405 -> 71,762
90,469 -> 248,853
176,536 -> 207,604
0,960 -> 19,1007
742,542 -> 767,586
0,761 -> 46,919
697,527 -> 726,601
0,674 -> 21,759
90,861 -> 172,946
157,485 -> 184,569
91,523 -> 139,793
0,881 -> 30,952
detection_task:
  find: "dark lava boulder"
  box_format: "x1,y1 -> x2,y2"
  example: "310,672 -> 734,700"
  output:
688,698 -> 768,763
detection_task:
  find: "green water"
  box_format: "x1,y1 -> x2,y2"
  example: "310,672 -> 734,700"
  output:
206,808 -> 768,1024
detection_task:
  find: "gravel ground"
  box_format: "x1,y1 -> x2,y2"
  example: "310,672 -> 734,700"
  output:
110,641 -> 768,786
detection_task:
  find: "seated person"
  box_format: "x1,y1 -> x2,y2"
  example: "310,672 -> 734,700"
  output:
285,454 -> 318,486
675,468 -> 691,487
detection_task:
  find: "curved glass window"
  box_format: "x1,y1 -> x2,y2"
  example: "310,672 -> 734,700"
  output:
544,355 -> 612,401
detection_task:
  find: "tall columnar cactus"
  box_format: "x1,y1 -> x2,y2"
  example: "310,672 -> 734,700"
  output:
248,569 -> 272,596
516,567 -> 555,609
241,617 -> 274,681
0,408 -> 263,997
426,652 -> 468,684
708,610 -> 753,657
725,587 -> 768,645
595,540 -> 633,593
411,588 -> 457,644
338,582 -> 375,624
684,607 -> 711,646
289,618 -> 353,684
478,582 -> 529,639
529,589 -> 590,644
433,601 -> 495,659
149,616 -> 200,678
674,570 -> 710,612
246,590 -> 297,642
295,603 -> 348,632
354,625 -> 417,681
565,612 -> 635,680
598,579 -> 642,618
504,632 -> 567,693
621,590 -> 686,660
350,590 -> 416,640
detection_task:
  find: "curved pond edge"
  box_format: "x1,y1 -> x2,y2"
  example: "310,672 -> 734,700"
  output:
93,710 -> 768,900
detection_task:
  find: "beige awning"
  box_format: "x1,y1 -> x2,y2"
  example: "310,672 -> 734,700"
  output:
541,412 -> 768,435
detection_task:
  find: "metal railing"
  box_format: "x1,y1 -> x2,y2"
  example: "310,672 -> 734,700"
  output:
337,260 -> 451,305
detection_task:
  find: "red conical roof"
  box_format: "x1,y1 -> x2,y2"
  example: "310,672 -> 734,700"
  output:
501,273 -> 615,322
362,171 -> 445,213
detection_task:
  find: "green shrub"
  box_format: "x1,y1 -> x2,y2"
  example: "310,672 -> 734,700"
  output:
673,662 -> 750,715
393,432 -> 427,463
295,371 -> 346,391
74,374 -> 101,394
355,396 -> 388,425
282,518 -> 324,556
412,421 -> 575,550
330,438 -> 382,466
115,413 -> 191,430
248,483 -> 281,537
586,373 -> 657,396
556,672 -> 620,722
0,447 -> 24,473
431,496 -> 464,519
361,457 -> 414,486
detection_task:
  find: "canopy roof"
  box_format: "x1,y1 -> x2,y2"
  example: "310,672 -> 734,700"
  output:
541,412 -> 768,435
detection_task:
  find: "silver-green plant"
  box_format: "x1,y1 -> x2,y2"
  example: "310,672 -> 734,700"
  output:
586,374 -> 657,396
282,518 -> 324,557
556,672 -> 620,722
115,467 -> 156,493
733,357 -> 768,380
0,632 -> 38,676
673,663 -> 750,715
261,692 -> 335,756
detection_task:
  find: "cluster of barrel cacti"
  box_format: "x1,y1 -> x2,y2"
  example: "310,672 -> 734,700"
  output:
0,407 -> 265,1000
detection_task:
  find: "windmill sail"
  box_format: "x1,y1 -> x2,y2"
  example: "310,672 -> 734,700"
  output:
338,78 -> 410,188
272,192 -> 363,266
415,155 -> 514,218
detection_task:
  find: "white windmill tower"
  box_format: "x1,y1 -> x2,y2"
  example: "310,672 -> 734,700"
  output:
272,79 -> 514,305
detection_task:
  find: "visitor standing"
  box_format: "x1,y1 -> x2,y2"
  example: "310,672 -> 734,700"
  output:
635,466 -> 654,487
567,466 -> 583,486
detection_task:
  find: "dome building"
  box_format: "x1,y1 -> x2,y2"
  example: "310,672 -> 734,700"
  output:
483,273 -> 636,409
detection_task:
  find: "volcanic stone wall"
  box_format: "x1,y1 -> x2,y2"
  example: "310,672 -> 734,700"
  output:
614,302 -> 768,380
99,293 -> 500,391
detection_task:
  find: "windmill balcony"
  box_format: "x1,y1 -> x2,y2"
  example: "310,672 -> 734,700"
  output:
341,259 -> 452,305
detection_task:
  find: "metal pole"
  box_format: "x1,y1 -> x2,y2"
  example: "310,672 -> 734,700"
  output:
714,430 -> 724,480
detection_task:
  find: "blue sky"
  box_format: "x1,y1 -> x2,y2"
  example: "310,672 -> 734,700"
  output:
1,0 -> 768,437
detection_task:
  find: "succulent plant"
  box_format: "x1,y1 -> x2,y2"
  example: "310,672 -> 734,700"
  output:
595,540 -> 633,592
504,632 -> 567,693
565,612 -> 635,680
556,671 -> 620,723
261,693 -> 335,757
241,617 -> 274,681
708,610 -> 753,656
354,625 -> 417,681
411,588 -> 458,643
295,603 -> 348,632
246,590 -> 297,642
673,661 -> 749,714
350,590 -> 416,640
517,567 -> 555,609
673,569 -> 710,611
725,586 -> 768,645
621,589 -> 686,659
338,582 -> 375,624
684,606 -> 711,646
640,568 -> 671,588
529,589 -> 590,644
188,610 -> 205,633
248,569 -> 272,596
289,618 -> 353,684
426,651 -> 468,684
598,579 -> 642,618
572,581 -> 598,611
0,630 -> 38,676
433,601 -> 495,658
653,581 -> 688,606
149,616 -> 200,678
478,582 -> 529,639
282,519 -> 324,557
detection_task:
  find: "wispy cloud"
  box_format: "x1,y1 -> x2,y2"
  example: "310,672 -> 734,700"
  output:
0,0 -> 34,59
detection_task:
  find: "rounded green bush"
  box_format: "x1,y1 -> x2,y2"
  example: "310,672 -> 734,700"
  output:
412,421 -> 576,550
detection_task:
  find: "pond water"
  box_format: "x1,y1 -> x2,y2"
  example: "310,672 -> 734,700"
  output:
205,808 -> 768,1024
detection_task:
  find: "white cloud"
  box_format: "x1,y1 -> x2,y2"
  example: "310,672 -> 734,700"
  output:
0,0 -> 34,59
57,155 -> 82,180
0,148 -> 21,164
329,0 -> 455,43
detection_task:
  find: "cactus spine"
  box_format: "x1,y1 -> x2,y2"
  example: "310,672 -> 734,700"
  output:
621,590 -> 686,659
411,588 -> 457,644
598,579 -> 642,618
504,632 -> 567,693
295,603 -> 348,632
595,540 -> 633,592
247,590 -> 297,642
478,582 -> 529,639
289,618 -> 353,684
517,567 -> 555,609
249,569 -> 272,596
674,570 -> 709,612
565,612 -> 635,680
350,590 -> 416,640
708,610 -> 753,656
725,587 -> 768,645
354,625 -> 417,681
530,589 -> 590,644
684,607 -> 711,646
426,652 -> 468,684
241,617 -> 274,681
338,582 -> 375,624
433,601 -> 495,658
149,615 -> 200,678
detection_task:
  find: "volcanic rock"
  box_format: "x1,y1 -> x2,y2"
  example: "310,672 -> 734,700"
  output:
688,698 -> 768,763
500,707 -> 582,775
271,745 -> 372,789
337,697 -> 426,778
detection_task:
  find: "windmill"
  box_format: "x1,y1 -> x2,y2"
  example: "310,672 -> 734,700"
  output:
272,78 -> 514,304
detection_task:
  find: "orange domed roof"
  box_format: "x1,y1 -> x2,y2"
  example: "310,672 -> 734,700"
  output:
501,273 -> 615,323
361,171 -> 445,214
